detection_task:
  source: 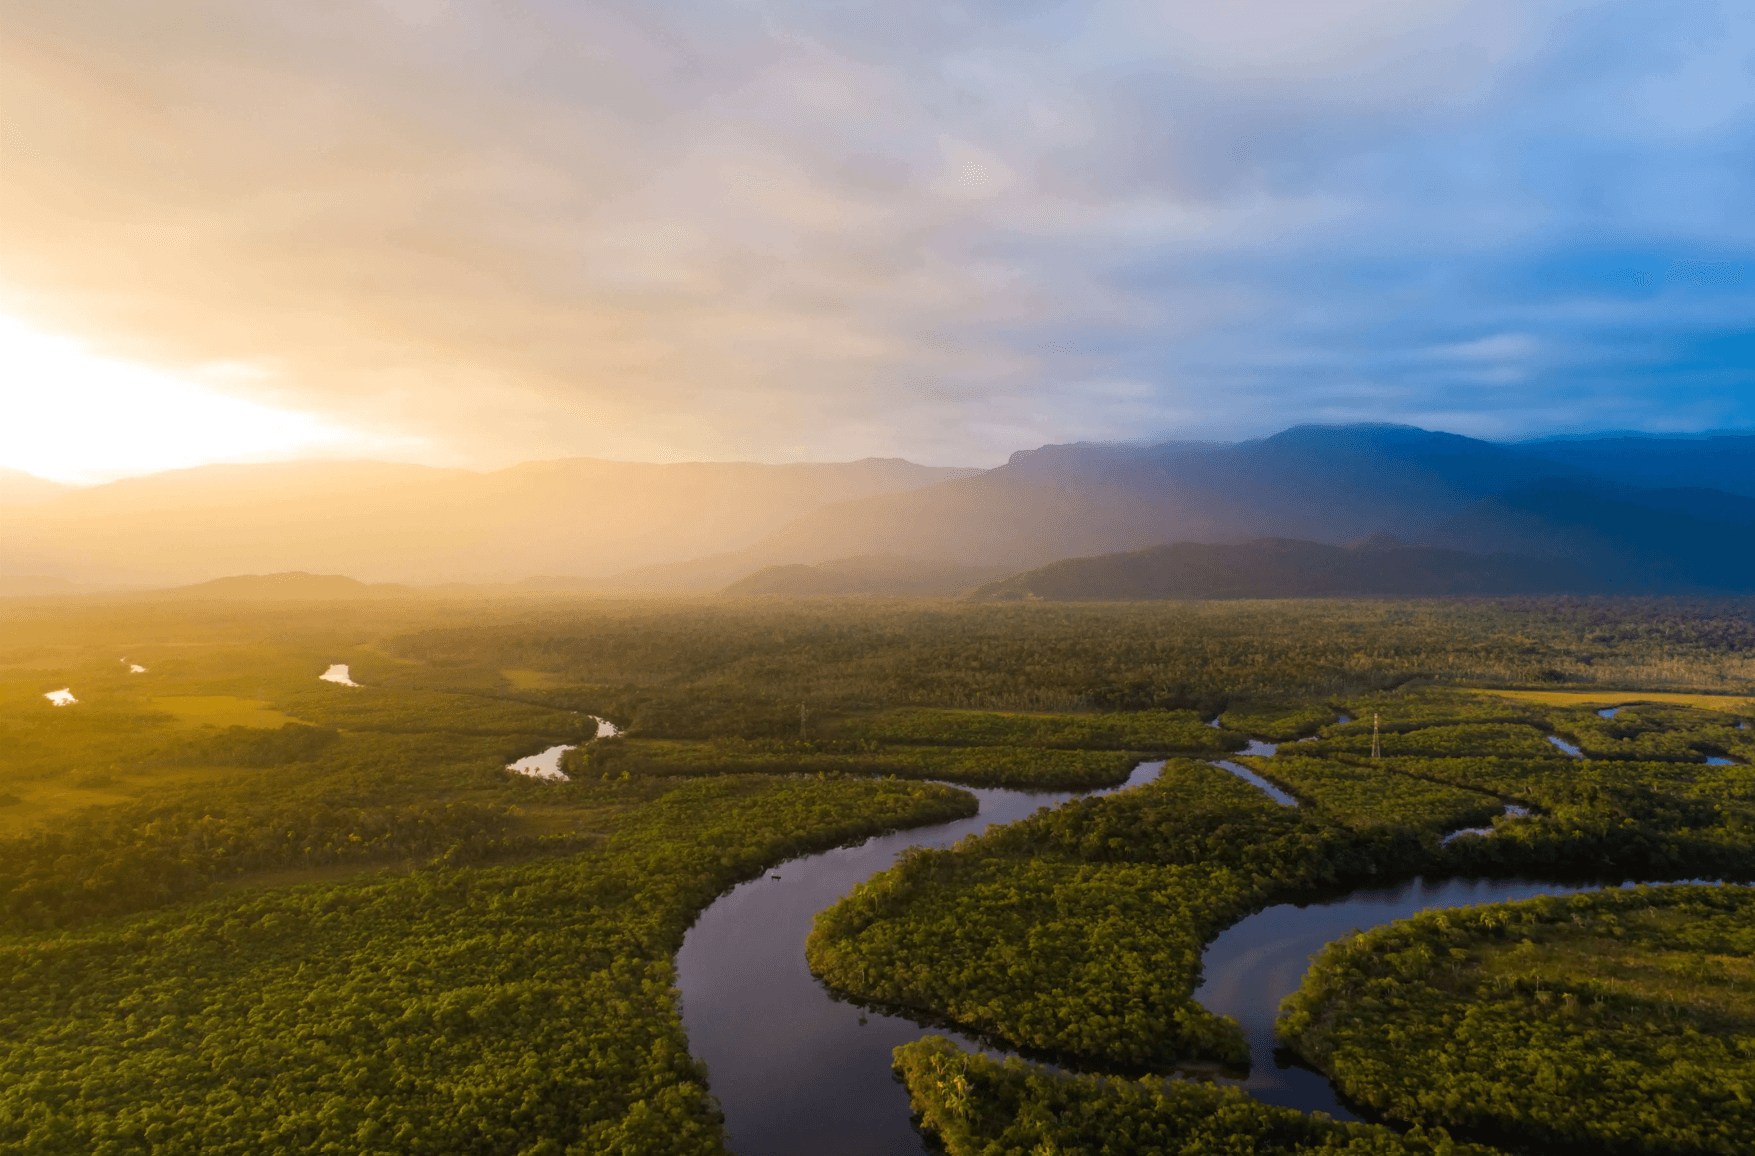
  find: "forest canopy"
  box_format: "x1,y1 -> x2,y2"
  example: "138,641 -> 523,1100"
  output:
0,593 -> 1751,1154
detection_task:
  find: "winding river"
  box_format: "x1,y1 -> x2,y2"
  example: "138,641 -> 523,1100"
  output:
675,743 -> 1717,1153
677,761 -> 1167,1155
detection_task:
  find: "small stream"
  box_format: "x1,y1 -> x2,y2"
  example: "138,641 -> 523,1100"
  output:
1213,739 -> 1298,806
506,717 -> 621,781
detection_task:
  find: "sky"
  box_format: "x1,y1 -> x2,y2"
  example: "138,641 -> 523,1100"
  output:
3,0 -> 1754,482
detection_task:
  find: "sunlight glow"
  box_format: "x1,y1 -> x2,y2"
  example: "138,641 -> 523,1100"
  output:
0,317 -> 380,483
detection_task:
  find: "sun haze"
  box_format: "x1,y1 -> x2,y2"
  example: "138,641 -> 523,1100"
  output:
0,317 -> 401,483
3,0 -> 1752,478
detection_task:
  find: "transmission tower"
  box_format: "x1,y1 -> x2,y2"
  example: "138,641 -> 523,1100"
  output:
1371,712 -> 1382,760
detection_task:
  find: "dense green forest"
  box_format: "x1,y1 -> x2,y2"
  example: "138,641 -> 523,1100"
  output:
809,757 -> 1415,1069
0,593 -> 1752,1154
0,774 -> 972,1153
573,737 -> 1150,791
1279,885 -> 1755,1154
375,596 -> 1755,710
892,1036 -> 1501,1156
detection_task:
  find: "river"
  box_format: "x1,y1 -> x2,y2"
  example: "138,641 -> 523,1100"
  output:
674,748 -> 1709,1153
676,761 -> 1164,1155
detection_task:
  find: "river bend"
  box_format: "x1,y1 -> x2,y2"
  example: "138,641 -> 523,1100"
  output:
675,755 -> 1703,1153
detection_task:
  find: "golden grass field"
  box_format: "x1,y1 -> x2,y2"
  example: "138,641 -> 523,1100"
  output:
150,695 -> 299,728
1478,688 -> 1755,714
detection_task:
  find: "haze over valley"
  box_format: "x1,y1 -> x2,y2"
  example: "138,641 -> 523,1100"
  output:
5,425 -> 1750,597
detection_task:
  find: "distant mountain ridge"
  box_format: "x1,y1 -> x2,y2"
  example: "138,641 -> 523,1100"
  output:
161,572 -> 414,600
645,425 -> 1754,590
3,426 -> 1750,594
0,456 -> 977,587
1507,432 -> 1755,496
0,467 -> 83,506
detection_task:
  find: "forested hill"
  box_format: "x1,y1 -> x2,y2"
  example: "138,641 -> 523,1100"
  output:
1433,483 -> 1755,592
966,537 -> 1584,601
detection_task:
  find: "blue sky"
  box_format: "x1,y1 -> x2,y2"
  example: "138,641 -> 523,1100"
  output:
2,0 -> 1752,476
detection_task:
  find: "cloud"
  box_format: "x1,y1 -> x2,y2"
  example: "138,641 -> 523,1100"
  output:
0,0 -> 1751,475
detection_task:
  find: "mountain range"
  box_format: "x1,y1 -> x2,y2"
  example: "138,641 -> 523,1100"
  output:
0,457 -> 975,587
627,426 -> 1755,595
1,426 -> 1750,597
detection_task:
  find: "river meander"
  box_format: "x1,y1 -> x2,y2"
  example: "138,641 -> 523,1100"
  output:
675,755 -> 1706,1153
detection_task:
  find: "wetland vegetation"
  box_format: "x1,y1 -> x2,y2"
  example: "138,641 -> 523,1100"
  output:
0,593 -> 1751,1153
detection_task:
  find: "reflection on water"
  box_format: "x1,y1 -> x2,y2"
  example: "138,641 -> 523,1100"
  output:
506,717 -> 619,781
319,663 -> 362,687
677,736 -> 1732,1149
1598,706 -> 1622,719
1193,875 -> 1630,1119
677,761 -> 1165,1156
507,743 -> 575,781
1212,762 -> 1298,807
43,688 -> 77,706
1707,756 -> 1739,766
1439,804 -> 1531,846
1547,735 -> 1583,758
1212,740 -> 1298,808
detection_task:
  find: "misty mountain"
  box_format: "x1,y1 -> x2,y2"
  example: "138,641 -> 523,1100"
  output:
1507,432 -> 1755,497
967,536 -> 1583,601
720,555 -> 1015,597
158,572 -> 416,600
625,425 -> 1752,595
6,425 -> 1749,593
681,426 -> 1745,575
0,457 -> 977,586
0,467 -> 83,506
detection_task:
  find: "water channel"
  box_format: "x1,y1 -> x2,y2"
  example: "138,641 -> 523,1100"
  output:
677,761 -> 1164,1156
675,737 -> 1724,1154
